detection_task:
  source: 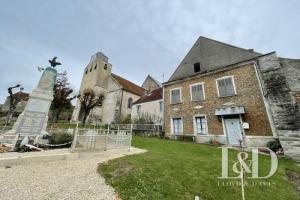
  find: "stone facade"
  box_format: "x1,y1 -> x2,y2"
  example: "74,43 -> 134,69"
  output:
164,63 -> 273,145
256,53 -> 300,161
163,36 -> 300,160
71,52 -> 144,124
142,75 -> 161,93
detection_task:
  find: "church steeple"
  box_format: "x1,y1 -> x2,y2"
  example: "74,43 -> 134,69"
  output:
79,52 -> 112,92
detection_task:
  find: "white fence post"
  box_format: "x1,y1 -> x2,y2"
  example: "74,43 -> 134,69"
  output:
71,121 -> 79,152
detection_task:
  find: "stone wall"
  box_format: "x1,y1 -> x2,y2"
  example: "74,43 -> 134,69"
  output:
257,53 -> 300,161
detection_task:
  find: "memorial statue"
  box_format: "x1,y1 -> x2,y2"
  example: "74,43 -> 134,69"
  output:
2,57 -> 60,149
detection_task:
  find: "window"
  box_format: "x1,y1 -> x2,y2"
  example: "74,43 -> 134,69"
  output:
194,62 -> 201,73
170,88 -> 181,104
172,117 -> 183,134
137,105 -> 141,114
159,101 -> 163,112
94,64 -> 97,70
194,116 -> 207,135
85,69 -> 88,74
104,64 -> 107,70
127,97 -> 133,108
216,76 -> 236,97
90,67 -> 92,72
190,83 -> 205,101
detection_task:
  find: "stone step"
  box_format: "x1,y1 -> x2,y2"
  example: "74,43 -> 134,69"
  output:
279,137 -> 300,142
277,131 -> 300,138
0,151 -> 79,167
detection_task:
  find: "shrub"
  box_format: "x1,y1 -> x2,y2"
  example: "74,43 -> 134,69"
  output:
267,138 -> 282,152
49,133 -> 73,145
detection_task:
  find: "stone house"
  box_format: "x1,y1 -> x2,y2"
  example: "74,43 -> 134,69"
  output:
71,52 -> 145,124
142,75 -> 162,93
131,87 -> 163,124
2,92 -> 29,113
163,36 -> 300,160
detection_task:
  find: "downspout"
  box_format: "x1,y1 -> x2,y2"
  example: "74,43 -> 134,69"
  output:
119,89 -> 124,120
253,62 -> 278,138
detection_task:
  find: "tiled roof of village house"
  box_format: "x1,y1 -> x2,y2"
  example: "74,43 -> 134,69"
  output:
111,73 -> 145,96
167,36 -> 261,82
133,87 -> 163,105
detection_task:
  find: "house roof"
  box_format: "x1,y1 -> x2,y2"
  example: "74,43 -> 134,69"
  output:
142,75 -> 162,88
8,92 -> 29,101
164,52 -> 276,86
111,73 -> 145,96
168,36 -> 261,82
133,87 -> 163,105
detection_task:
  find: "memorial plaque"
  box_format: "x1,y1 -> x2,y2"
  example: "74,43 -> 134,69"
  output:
26,98 -> 50,112
16,111 -> 46,134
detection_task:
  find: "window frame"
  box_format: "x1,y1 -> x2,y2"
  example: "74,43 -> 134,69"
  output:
194,62 -> 201,73
193,115 -> 208,135
159,101 -> 163,112
189,82 -> 205,101
171,117 -> 183,135
136,105 -> 141,115
215,76 -> 237,97
170,87 -> 182,104
127,97 -> 133,109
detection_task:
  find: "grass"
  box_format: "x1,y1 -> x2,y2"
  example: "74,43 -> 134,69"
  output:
99,137 -> 300,200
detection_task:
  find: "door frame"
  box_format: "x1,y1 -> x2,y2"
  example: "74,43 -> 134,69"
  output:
222,114 -> 245,146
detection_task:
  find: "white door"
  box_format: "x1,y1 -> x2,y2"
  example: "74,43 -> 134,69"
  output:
224,118 -> 243,146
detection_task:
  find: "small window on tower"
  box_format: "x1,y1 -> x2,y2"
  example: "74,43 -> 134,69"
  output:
194,62 -> 201,73
90,67 -> 92,72
85,69 -> 88,74
94,64 -> 97,70
104,64 -> 107,70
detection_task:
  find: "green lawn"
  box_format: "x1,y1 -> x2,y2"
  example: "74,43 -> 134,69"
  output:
99,137 -> 300,200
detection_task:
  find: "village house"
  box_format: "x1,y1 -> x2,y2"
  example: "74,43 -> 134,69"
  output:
71,52 -> 145,124
163,36 -> 300,160
131,87 -> 163,124
1,92 -> 29,113
131,75 -> 163,124
141,75 -> 162,93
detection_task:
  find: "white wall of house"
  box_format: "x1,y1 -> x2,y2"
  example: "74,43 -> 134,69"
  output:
131,99 -> 163,124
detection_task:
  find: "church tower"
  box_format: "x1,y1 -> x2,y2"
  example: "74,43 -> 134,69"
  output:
79,52 -> 112,93
71,52 -> 112,122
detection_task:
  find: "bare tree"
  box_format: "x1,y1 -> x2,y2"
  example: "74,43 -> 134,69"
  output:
6,84 -> 23,125
78,89 -> 105,125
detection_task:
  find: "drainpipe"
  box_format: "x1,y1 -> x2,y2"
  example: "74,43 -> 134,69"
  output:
253,62 -> 278,138
119,89 -> 124,120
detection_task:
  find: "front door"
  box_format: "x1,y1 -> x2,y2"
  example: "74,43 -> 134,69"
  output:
224,118 -> 243,146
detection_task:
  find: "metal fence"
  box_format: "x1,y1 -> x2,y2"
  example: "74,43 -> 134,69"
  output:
110,124 -> 163,136
1,123 -> 160,151
71,126 -> 132,152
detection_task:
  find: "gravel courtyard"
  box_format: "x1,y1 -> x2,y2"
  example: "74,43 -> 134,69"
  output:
0,148 -> 145,200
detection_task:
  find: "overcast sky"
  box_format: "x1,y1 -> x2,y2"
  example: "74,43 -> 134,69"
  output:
0,0 -> 299,103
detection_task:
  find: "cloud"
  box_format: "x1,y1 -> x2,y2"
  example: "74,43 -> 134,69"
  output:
0,0 -> 299,103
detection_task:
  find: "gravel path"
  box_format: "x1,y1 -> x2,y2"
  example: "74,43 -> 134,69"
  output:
0,148 -> 145,200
